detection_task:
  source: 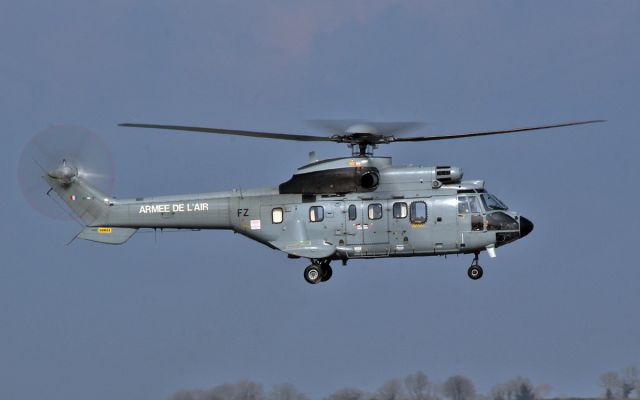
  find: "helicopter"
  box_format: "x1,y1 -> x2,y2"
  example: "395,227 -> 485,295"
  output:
19,119 -> 603,284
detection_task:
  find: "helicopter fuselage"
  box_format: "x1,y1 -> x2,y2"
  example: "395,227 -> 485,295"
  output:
51,157 -> 532,271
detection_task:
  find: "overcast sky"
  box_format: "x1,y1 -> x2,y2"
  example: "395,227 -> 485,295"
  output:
1,1 -> 639,399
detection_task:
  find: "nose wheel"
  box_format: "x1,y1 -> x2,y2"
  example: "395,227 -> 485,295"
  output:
467,253 -> 483,280
304,260 -> 333,284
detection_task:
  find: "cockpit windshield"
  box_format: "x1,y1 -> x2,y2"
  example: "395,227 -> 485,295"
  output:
481,193 -> 508,211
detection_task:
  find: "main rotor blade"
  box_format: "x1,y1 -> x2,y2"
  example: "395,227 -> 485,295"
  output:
392,120 -> 605,142
119,123 -> 334,142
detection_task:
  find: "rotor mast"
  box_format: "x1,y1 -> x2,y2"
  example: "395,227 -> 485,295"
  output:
349,142 -> 377,157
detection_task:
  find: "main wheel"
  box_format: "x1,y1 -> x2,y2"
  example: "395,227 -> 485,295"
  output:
321,264 -> 333,282
304,265 -> 323,284
467,265 -> 483,280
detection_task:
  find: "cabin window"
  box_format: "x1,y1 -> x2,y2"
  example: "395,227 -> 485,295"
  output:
368,203 -> 383,220
393,202 -> 408,219
272,207 -> 283,224
410,201 -> 427,224
348,204 -> 357,221
309,206 -> 324,222
458,195 -> 480,214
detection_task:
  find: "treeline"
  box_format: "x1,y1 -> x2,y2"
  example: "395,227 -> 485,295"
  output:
170,366 -> 639,400
600,367 -> 640,400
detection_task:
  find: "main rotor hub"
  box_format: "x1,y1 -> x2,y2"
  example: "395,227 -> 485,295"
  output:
332,125 -> 396,156
345,123 -> 379,135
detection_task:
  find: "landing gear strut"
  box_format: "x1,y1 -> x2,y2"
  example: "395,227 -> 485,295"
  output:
304,260 -> 332,284
467,252 -> 483,280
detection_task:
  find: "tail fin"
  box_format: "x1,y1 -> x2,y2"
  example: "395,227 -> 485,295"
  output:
42,175 -> 110,226
43,174 -> 139,245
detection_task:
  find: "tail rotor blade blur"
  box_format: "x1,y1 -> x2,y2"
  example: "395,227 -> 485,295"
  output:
17,125 -> 115,220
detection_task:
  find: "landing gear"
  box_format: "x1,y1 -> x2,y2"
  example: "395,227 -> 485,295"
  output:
304,260 -> 332,284
321,264 -> 333,282
467,253 -> 483,280
304,265 -> 323,284
468,265 -> 483,280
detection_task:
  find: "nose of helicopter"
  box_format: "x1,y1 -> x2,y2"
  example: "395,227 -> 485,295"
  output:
520,216 -> 534,238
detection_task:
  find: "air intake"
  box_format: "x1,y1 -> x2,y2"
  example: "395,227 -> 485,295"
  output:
435,166 -> 463,183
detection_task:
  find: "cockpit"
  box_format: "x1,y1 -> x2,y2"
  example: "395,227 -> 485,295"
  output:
456,189 -> 534,245
458,191 -> 509,213
457,191 -> 519,234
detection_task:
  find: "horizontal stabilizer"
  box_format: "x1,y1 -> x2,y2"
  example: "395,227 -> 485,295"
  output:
77,227 -> 137,245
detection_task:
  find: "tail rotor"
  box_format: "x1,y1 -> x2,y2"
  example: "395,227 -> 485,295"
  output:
18,125 -> 115,220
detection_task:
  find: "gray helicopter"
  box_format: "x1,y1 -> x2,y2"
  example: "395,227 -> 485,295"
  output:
22,119 -> 603,284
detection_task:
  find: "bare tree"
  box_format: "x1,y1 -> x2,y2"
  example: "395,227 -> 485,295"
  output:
269,383 -> 308,400
507,378 -> 528,400
168,381 -> 271,400
515,383 -> 534,400
184,380 -> 263,400
442,375 -> 475,400
377,378 -> 406,400
601,372 -> 622,399
235,380 -> 265,400
325,388 -> 367,400
621,367 -> 639,399
209,383 -> 238,400
170,389 -> 222,400
491,388 -> 505,400
490,377 -> 545,400
405,371 -> 437,400
490,384 -> 508,400
533,384 -> 551,400
601,367 -> 640,399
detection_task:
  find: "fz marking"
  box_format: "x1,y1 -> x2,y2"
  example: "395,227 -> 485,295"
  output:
237,208 -> 249,217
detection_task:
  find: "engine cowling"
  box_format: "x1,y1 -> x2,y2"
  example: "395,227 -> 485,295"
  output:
279,167 -> 380,195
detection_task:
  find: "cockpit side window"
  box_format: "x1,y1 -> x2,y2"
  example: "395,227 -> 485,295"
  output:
469,196 -> 480,213
486,212 -> 518,231
481,193 -> 508,211
458,196 -> 480,214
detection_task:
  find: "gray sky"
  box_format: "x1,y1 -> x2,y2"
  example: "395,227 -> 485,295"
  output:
1,1 -> 639,399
